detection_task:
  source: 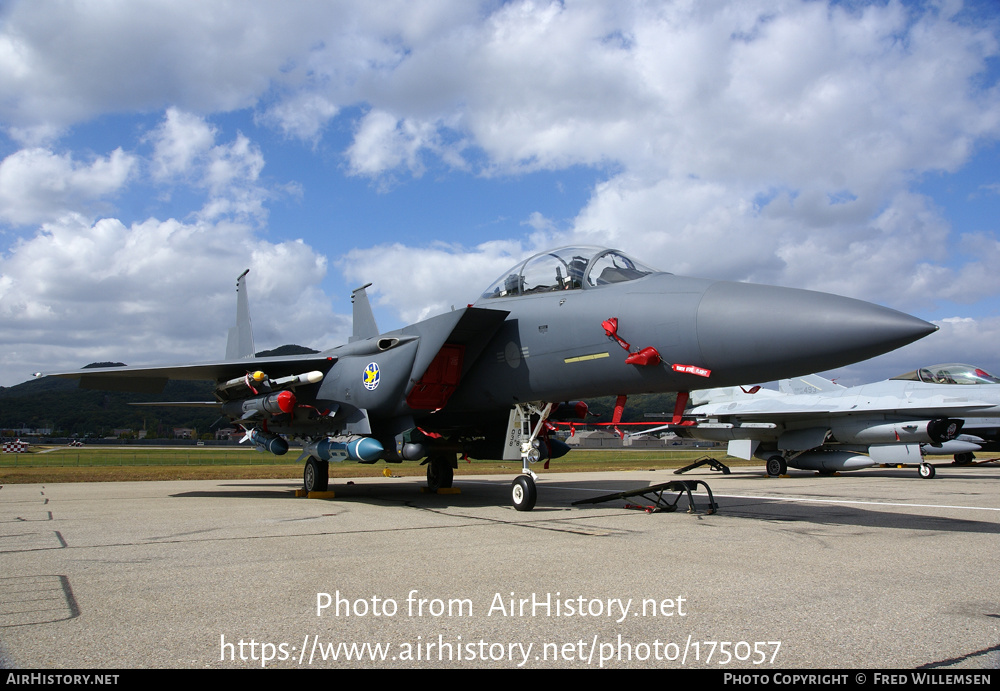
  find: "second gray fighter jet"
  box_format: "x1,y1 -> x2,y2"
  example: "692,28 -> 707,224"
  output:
676,363 -> 1000,478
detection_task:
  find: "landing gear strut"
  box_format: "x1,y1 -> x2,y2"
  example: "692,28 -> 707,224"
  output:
509,402 -> 553,511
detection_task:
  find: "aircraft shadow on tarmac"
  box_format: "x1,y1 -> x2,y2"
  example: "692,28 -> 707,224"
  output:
717,497 -> 1000,535
168,475 -> 1000,534
169,476 -> 701,511
170,478 -> 571,510
170,483 -> 304,501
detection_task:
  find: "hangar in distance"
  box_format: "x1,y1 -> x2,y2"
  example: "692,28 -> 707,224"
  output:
48,246 -> 937,509
674,363 -> 1000,478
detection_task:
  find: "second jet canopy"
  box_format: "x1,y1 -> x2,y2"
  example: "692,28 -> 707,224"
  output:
891,364 -> 1000,385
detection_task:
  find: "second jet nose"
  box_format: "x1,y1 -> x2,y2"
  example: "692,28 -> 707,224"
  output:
695,281 -> 937,385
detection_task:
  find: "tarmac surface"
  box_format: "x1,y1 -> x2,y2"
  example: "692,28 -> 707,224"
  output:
1,464 -> 998,669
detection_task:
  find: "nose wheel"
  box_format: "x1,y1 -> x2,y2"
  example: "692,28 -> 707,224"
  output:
511,475 -> 537,511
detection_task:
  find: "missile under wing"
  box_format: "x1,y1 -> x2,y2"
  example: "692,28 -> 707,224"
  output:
46,246 -> 937,509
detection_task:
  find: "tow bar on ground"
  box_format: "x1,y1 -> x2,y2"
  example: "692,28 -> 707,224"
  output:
572,480 -> 718,514
673,455 -> 730,474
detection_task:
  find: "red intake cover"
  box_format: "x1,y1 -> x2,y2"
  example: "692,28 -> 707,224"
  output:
624,346 -> 662,366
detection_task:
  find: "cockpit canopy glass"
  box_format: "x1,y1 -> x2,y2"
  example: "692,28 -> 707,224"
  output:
479,247 -> 658,299
890,363 -> 1000,385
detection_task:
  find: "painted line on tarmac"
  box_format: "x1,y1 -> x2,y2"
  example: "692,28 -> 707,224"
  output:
701,492 -> 1000,513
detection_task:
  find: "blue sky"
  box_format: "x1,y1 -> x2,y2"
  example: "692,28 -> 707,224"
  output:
1,0 -> 999,388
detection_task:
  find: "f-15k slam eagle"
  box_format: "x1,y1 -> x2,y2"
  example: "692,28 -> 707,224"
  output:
48,246 -> 936,510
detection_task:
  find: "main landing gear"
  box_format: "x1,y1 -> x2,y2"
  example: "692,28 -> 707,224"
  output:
765,455 -> 787,477
303,457 -> 329,492
425,453 -> 455,492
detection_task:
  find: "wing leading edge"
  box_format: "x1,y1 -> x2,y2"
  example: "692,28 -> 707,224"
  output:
50,353 -> 338,394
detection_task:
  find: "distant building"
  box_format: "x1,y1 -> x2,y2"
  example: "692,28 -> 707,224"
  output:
215,427 -> 239,441
566,429 -> 623,448
9,427 -> 52,436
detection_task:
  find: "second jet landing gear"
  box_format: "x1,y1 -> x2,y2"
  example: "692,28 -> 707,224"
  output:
507,402 -> 554,511
765,455 -> 787,477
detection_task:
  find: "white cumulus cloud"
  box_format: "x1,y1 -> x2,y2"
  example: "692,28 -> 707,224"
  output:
0,213 -> 345,381
0,147 -> 135,226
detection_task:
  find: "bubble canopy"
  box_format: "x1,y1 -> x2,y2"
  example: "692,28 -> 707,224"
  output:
890,363 -> 1000,385
480,247 -> 660,299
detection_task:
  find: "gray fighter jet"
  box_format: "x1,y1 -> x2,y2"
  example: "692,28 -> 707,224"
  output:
46,246 -> 936,509
676,363 -> 1000,478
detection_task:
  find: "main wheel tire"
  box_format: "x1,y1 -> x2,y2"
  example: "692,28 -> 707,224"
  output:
953,452 -> 975,465
919,463 -> 936,479
765,455 -> 787,477
304,457 -> 329,492
511,475 -> 537,512
426,454 -> 454,492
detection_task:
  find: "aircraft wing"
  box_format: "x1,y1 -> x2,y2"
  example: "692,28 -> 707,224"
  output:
47,353 -> 338,394
690,386 -> 783,405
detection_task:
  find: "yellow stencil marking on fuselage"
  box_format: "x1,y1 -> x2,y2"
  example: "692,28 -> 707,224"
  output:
564,352 -> 611,364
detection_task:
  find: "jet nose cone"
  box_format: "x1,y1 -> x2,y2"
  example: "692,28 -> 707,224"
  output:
696,282 -> 936,384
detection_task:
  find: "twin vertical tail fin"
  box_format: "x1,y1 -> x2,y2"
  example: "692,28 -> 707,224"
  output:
778,374 -> 845,395
224,272 -> 378,357
350,282 -> 379,342
225,269 -> 255,359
